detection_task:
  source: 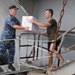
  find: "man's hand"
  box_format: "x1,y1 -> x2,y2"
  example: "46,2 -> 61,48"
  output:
39,30 -> 47,34
28,19 -> 35,23
24,27 -> 30,32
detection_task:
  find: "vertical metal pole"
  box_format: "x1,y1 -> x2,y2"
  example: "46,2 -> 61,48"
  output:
17,36 -> 21,71
33,34 -> 36,60
41,34 -> 43,59
26,34 -> 29,58
36,34 -> 40,60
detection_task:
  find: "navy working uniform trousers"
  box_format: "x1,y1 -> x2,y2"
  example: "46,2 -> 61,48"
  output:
0,14 -> 20,64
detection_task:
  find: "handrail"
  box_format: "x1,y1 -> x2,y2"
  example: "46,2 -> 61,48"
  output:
57,26 -> 75,41
15,0 -> 29,16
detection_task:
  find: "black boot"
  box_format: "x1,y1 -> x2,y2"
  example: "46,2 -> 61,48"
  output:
8,63 -> 15,71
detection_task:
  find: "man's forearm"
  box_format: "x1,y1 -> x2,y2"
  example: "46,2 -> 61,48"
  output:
13,25 -> 24,30
33,20 -> 50,27
33,20 -> 45,27
40,30 -> 47,34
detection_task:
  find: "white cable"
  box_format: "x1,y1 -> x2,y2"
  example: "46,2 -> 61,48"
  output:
20,62 -> 47,71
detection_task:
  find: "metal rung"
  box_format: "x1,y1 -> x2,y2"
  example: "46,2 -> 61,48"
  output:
20,56 -> 34,59
20,45 -> 32,47
39,46 -> 48,50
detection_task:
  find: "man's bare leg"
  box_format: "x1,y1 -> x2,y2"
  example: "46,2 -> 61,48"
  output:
50,43 -> 64,63
48,52 -> 53,67
54,50 -> 64,63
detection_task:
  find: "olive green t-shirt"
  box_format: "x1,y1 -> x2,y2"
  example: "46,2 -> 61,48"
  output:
47,19 -> 57,41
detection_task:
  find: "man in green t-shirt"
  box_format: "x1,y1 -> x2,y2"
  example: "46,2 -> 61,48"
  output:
28,9 -> 65,67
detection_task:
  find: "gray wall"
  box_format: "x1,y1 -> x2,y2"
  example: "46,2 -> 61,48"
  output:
38,0 -> 75,31
19,0 -> 40,18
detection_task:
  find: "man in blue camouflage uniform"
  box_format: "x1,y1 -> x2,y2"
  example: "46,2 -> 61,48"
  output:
0,5 -> 29,71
